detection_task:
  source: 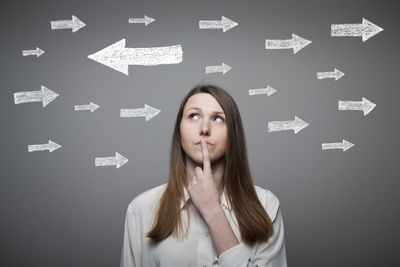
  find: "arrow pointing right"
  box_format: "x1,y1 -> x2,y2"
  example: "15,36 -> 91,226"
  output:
95,152 -> 129,168
120,104 -> 161,121
249,85 -> 277,96
74,102 -> 100,112
50,15 -> 86,33
317,68 -> 345,81
322,139 -> 354,151
22,47 -> 44,57
128,15 -> 155,26
268,116 -> 309,134
265,33 -> 312,54
338,97 -> 376,116
28,140 -> 61,152
205,63 -> 231,74
199,16 -> 238,32
14,85 -> 59,107
331,18 -> 383,42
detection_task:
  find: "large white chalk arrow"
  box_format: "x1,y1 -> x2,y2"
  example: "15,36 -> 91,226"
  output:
50,15 -> 86,33
331,18 -> 383,42
120,104 -> 160,121
28,140 -> 61,152
268,116 -> 309,134
22,47 -> 44,57
249,85 -> 277,96
74,102 -> 99,113
338,97 -> 376,116
322,139 -> 354,152
265,33 -> 312,54
199,16 -> 238,32
88,39 -> 183,76
205,63 -> 231,74
128,15 -> 155,26
317,68 -> 345,81
95,152 -> 129,169
14,85 -> 59,107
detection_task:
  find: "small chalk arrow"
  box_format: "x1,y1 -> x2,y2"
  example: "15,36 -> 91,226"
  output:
95,152 -> 129,169
74,102 -> 99,113
205,63 -> 231,74
128,15 -> 155,26
338,97 -> 376,116
331,18 -> 383,42
120,104 -> 160,121
22,47 -> 44,57
322,139 -> 354,152
50,15 -> 86,33
28,140 -> 61,152
265,33 -> 312,54
268,116 -> 309,134
14,85 -> 59,107
199,16 -> 238,32
317,68 -> 345,81
249,85 -> 277,96
88,39 -> 183,76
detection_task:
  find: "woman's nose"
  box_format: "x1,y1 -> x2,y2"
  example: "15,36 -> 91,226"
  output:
200,121 -> 210,137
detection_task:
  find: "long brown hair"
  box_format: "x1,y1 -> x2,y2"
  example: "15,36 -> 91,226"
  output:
146,84 -> 273,246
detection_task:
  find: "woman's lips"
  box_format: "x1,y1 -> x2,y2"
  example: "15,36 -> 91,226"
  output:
195,141 -> 213,145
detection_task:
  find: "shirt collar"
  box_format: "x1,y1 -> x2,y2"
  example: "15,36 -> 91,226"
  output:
180,186 -> 232,211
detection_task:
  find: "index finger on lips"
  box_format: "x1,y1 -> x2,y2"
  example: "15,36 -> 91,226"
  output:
201,140 -> 211,175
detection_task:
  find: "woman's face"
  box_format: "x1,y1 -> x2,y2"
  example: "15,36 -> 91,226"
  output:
180,93 -> 228,165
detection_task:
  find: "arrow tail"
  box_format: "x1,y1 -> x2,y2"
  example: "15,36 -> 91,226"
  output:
74,104 -> 90,111
322,142 -> 343,150
331,23 -> 363,37
129,18 -> 145,23
14,91 -> 42,104
124,45 -> 183,66
199,20 -> 222,29
95,156 -> 116,167
22,50 -> 36,56
120,108 -> 146,118
268,120 -> 293,132
51,20 -> 72,30
338,100 -> 363,111
249,88 -> 272,95
265,39 -> 292,49
317,72 -> 335,79
28,144 -> 49,152
206,65 -> 223,73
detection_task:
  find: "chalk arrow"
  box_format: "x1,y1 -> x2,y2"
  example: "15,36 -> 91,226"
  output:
22,47 -> 44,57
338,97 -> 376,116
317,68 -> 345,81
268,116 -> 309,134
120,104 -> 160,121
95,152 -> 128,169
88,39 -> 183,76
322,139 -> 354,152
28,140 -> 61,153
265,33 -> 312,54
199,16 -> 238,32
206,63 -> 231,74
331,18 -> 383,42
14,85 -> 59,107
249,85 -> 277,96
128,15 -> 155,26
50,15 -> 86,33
74,102 -> 99,112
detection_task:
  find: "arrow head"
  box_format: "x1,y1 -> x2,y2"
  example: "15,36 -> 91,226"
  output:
221,16 -> 238,32
88,39 -> 129,75
266,85 -> 277,96
293,116 -> 309,134
144,15 -> 155,26
41,85 -> 59,107
291,33 -> 312,54
115,152 -> 129,168
334,68 -> 345,80
89,102 -> 100,112
72,15 -> 86,32
362,18 -> 383,42
342,139 -> 354,151
222,63 -> 232,74
48,140 -> 61,152
36,47 -> 45,57
362,97 -> 376,115
144,104 -> 161,121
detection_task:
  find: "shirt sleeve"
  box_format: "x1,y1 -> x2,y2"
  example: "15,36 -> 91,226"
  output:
120,203 -> 141,267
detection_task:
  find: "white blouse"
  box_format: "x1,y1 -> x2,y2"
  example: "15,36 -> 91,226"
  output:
120,183 -> 287,267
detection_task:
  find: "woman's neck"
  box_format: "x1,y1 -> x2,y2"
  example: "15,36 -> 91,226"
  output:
185,156 -> 225,196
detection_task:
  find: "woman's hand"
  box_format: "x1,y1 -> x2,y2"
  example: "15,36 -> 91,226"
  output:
187,139 -> 221,217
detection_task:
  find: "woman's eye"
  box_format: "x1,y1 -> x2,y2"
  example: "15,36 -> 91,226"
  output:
189,113 -> 199,119
214,116 -> 224,122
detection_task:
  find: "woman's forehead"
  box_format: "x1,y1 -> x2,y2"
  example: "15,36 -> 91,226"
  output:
184,93 -> 224,113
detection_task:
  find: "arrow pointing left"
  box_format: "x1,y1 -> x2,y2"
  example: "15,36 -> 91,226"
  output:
95,152 -> 129,169
50,15 -> 86,33
14,85 -> 59,107
28,140 -> 61,152
22,47 -> 44,57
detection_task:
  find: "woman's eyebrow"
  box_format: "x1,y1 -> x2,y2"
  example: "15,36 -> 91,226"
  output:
186,107 -> 225,115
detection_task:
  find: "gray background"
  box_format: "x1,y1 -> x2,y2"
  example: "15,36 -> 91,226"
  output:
1,0 -> 399,266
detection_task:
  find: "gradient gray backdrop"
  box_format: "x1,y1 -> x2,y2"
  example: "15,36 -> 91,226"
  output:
1,0 -> 399,266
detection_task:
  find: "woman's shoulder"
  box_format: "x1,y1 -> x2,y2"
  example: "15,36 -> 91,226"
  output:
127,183 -> 168,214
254,185 -> 281,222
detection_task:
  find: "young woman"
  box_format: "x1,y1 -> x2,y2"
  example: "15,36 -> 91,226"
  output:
120,84 -> 287,267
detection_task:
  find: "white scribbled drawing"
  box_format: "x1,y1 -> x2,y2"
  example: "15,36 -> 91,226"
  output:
331,18 -> 383,42
88,39 -> 183,76
14,85 -> 59,107
22,47 -> 44,57
28,140 -> 61,152
338,97 -> 376,116
317,68 -> 345,81
265,33 -> 312,54
199,16 -> 238,32
205,63 -> 231,74
128,15 -> 155,26
50,15 -> 86,33
74,102 -> 99,113
95,152 -> 129,169
120,104 -> 160,121
322,139 -> 354,152
268,116 -> 309,134
248,85 -> 277,96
